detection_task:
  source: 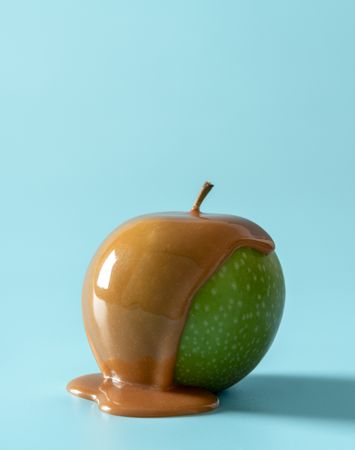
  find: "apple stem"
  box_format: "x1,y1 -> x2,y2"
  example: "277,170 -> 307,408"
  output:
191,181 -> 214,213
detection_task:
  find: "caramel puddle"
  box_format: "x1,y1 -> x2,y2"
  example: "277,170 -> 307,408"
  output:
67,374 -> 218,417
67,212 -> 274,417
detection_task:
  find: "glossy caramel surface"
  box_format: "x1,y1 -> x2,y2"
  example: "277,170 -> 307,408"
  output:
68,212 -> 274,417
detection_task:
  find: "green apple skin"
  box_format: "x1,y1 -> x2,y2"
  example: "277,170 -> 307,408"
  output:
174,248 -> 285,393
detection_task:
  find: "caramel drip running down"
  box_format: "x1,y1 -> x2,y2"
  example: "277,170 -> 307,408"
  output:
67,185 -> 274,417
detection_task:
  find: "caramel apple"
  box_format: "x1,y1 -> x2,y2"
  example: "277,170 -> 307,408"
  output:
67,182 -> 285,417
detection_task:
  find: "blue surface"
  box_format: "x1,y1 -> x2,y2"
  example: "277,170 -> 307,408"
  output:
1,1 -> 355,449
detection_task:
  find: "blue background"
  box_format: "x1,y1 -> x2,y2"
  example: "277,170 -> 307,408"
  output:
1,1 -> 354,449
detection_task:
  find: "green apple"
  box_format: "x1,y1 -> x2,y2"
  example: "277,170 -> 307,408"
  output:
174,247 -> 285,392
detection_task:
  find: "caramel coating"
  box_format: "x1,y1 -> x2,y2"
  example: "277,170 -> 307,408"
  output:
68,212 -> 274,417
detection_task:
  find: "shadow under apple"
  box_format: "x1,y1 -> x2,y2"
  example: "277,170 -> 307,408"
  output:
218,374 -> 355,422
